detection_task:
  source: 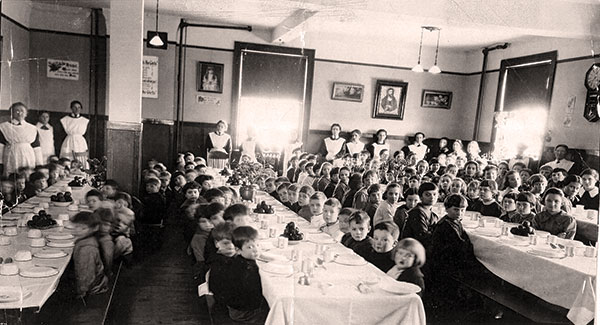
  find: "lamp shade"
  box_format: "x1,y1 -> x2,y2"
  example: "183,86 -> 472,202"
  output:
146,31 -> 168,49
429,65 -> 441,74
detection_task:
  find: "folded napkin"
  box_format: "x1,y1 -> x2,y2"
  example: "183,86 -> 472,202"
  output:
567,276 -> 596,325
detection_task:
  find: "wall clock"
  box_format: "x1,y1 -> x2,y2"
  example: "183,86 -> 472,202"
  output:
584,64 -> 600,122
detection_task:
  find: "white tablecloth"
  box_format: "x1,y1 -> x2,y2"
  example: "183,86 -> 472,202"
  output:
253,194 -> 426,325
0,179 -> 92,310
466,227 -> 596,313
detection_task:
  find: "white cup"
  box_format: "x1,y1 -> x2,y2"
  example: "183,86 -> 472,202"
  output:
55,219 -> 64,226
0,236 -> 11,245
323,249 -> 335,262
277,236 -> 288,249
584,246 -> 596,257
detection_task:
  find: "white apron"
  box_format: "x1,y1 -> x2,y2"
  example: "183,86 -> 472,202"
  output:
60,115 -> 89,169
207,132 -> 231,169
0,122 -> 42,175
324,137 -> 346,161
36,122 -> 55,163
346,141 -> 365,157
240,139 -> 258,162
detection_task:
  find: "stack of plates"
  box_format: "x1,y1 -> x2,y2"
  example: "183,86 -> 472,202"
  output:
307,233 -> 336,244
46,233 -> 74,240
33,249 -> 68,259
47,240 -> 75,248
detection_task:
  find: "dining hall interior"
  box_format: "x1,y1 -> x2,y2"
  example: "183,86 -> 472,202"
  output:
0,0 -> 598,324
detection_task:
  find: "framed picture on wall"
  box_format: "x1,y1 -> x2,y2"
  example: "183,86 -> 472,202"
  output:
372,80 -> 408,120
421,89 -> 452,109
331,82 -> 364,102
197,62 -> 224,93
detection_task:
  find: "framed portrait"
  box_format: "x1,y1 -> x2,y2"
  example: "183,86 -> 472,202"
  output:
421,89 -> 452,109
197,62 -> 224,93
331,82 -> 364,102
372,80 -> 408,120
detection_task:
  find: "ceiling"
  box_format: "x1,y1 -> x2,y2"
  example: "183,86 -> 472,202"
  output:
29,0 -> 600,50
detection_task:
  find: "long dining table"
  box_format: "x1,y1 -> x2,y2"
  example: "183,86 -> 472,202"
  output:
459,213 -> 597,324
0,176 -> 92,311
244,191 -> 426,325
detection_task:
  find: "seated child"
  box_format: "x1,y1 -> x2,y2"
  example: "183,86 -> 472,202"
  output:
195,174 -> 214,197
323,167 -> 339,198
204,204 -> 251,265
221,226 -> 269,323
13,173 -> 27,205
142,177 -> 168,224
393,188 -> 419,237
71,211 -> 109,299
207,222 -> 236,298
1,177 -> 16,209
333,167 -> 351,203
341,210 -> 372,256
203,188 -> 226,205
308,192 -> 327,226
386,238 -> 426,295
539,165 -> 553,181
217,186 -> 234,207
437,174 -> 454,203
474,180 -> 502,218
562,175 -> 582,208
297,185 -> 315,221
431,194 -> 482,285
499,171 -> 521,202
338,207 -> 354,234
288,184 -> 300,212
302,162 -> 316,187
499,192 -> 518,222
180,181 -> 203,218
579,168 -> 599,211
528,174 -> 547,213
185,169 -> 199,183
466,180 -> 481,211
364,183 -> 383,221
86,189 -> 105,211
403,176 -> 420,199
373,183 -> 402,226
190,202 -> 224,261
547,168 -> 567,189
449,178 -> 467,196
101,179 -> 119,201
502,192 -> 536,224
461,161 -> 480,184
532,188 -> 577,239
24,171 -> 48,198
363,221 -> 399,272
47,163 -> 61,186
277,183 -> 292,208
316,162 -> 332,192
319,198 -> 343,242
265,178 -> 278,200
94,208 -> 115,276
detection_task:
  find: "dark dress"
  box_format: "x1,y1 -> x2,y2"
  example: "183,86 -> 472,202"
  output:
402,204 -> 440,249
579,190 -> 599,211
392,265 -> 425,296
363,248 -> 395,272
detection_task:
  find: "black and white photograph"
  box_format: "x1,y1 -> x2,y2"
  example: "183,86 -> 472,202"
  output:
421,89 -> 452,109
331,82 -> 364,102
0,1 -> 597,325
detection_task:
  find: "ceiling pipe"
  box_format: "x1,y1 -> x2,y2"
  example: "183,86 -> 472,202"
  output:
473,42 -> 509,140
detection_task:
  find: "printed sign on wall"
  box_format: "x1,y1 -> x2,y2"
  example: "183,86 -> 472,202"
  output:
142,56 -> 159,98
47,59 -> 79,80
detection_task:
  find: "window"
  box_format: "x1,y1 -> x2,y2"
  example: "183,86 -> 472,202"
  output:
493,51 -> 557,160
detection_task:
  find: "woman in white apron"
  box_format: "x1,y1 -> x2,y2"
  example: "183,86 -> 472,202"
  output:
369,129 -> 390,160
0,102 -> 44,175
345,129 -> 365,157
206,120 -> 231,169
318,123 -> 346,162
36,111 -> 55,164
60,100 -> 89,169
239,127 -> 262,163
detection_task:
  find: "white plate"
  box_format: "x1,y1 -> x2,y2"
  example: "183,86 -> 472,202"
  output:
34,249 -> 68,259
63,222 -> 76,229
260,262 -> 293,276
37,192 -> 53,198
258,252 -> 289,263
11,207 -> 31,214
471,228 -> 501,237
334,254 -> 367,266
1,215 -> 20,221
51,201 -> 72,207
497,238 -> 529,247
19,266 -> 59,278
46,233 -> 74,240
27,198 -> 41,204
527,248 -> 565,259
379,280 -> 422,295
44,188 -> 59,193
0,220 -> 18,226
307,234 -> 336,245
0,287 -> 33,303
18,203 -> 36,209
47,240 -> 75,248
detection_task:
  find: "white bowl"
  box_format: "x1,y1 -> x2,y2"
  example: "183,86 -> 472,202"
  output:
31,237 -> 46,247
27,229 -> 43,238
4,227 -> 18,236
0,263 -> 19,275
14,250 -> 33,261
